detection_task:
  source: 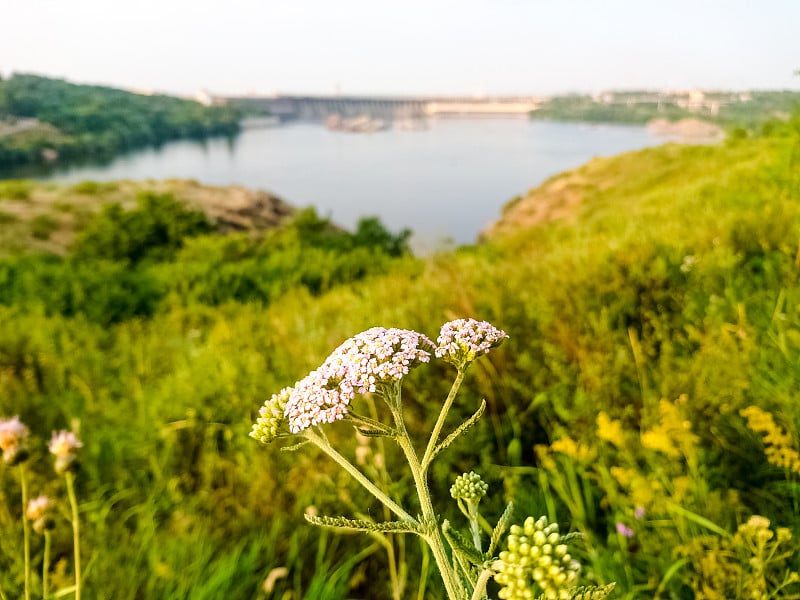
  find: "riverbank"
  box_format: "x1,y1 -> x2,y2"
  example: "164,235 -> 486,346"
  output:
0,179 -> 294,255
0,74 -> 240,170
7,120 -> 665,246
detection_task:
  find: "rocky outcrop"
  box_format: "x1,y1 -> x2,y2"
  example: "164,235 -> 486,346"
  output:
479,167 -> 603,241
0,179 -> 297,255
146,180 -> 296,232
646,118 -> 725,142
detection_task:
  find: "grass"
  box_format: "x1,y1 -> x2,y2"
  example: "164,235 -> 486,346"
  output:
0,179 -> 34,201
1,123 -> 800,598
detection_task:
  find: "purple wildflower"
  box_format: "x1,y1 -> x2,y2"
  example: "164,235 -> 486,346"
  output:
283,327 -> 434,434
635,506 -> 646,519
0,416 -> 30,465
435,319 -> 509,368
616,522 -> 635,538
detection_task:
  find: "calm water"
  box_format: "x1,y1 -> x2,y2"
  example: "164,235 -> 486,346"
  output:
29,120 -> 665,245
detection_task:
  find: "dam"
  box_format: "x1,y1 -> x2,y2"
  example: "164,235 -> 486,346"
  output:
219,94 -> 543,120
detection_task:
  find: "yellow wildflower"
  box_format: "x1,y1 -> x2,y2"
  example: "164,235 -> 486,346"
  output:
596,412 -> 625,448
740,406 -> 800,475
641,398 -> 698,461
550,435 -> 596,463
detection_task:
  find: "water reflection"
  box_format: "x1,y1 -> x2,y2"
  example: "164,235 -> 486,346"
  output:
13,120 -> 664,244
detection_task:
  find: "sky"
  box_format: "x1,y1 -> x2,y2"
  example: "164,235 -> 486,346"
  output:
2,0 -> 799,97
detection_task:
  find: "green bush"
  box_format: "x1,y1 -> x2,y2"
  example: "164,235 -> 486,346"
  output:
72,191 -> 213,263
29,213 -> 58,240
0,179 -> 33,200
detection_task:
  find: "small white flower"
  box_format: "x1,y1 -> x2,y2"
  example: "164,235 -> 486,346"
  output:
283,327 -> 434,434
0,416 -> 30,465
435,318 -> 508,368
49,430 -> 83,473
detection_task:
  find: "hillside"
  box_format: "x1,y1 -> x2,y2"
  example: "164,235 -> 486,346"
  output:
0,74 -> 240,169
2,120 -> 800,598
530,89 -> 800,131
482,134 -> 784,241
0,178 -> 294,255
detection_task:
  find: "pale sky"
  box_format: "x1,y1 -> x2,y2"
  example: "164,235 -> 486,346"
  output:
2,0 -> 798,96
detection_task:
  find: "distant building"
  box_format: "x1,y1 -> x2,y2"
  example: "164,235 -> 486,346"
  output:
194,90 -> 213,106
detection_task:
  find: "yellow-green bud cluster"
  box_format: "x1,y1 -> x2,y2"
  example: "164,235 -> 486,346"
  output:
494,516 -> 580,600
250,387 -> 291,445
450,471 -> 488,502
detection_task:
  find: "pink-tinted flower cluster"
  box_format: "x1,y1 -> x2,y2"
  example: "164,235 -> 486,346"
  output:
284,327 -> 434,433
616,522 -> 635,538
435,319 -> 508,367
49,430 -> 83,473
0,416 -> 30,465
27,495 -> 56,533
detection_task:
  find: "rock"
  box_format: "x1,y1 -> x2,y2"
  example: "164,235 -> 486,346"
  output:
646,118 -> 724,142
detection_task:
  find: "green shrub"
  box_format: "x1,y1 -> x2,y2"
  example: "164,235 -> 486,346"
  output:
0,209 -> 18,224
0,179 -> 33,200
72,191 -> 213,263
29,213 -> 58,239
69,180 -> 118,195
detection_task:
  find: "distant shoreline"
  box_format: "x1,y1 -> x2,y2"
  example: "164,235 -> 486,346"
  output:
645,118 -> 725,143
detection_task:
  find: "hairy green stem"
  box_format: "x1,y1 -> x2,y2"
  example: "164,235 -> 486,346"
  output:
422,368 -> 466,473
65,472 -> 81,600
303,428 -> 416,523
389,402 -> 465,600
416,540 -> 430,600
43,531 -> 51,599
19,463 -> 31,600
467,501 -> 482,552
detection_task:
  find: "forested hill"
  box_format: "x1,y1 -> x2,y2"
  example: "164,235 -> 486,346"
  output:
0,74 -> 240,169
529,89 -> 800,131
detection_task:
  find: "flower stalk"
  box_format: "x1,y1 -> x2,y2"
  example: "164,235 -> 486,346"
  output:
388,398 -> 464,599
65,471 -> 81,600
421,368 -> 466,473
251,319 -> 531,600
20,463 -> 31,600
43,530 -> 51,599
303,427 -> 416,523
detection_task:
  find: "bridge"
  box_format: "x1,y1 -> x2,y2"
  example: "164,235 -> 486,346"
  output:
219,94 -> 543,120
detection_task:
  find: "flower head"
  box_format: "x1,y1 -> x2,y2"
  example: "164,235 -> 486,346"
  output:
250,387 -> 291,444
494,516 -> 580,600
27,495 -> 56,533
49,430 -> 83,473
0,416 -> 30,465
450,471 -> 489,502
616,522 -> 635,538
435,319 -> 508,368
283,327 -> 434,434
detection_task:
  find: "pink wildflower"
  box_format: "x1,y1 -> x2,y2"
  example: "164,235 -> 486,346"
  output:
283,327 -> 434,434
616,522 -> 635,538
435,318 -> 508,368
27,495 -> 56,533
0,416 -> 30,465
49,430 -> 83,473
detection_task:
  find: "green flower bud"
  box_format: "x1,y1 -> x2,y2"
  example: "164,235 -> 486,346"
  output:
450,471 -> 488,501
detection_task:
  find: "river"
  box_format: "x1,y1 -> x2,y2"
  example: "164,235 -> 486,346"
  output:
25,119 -> 665,246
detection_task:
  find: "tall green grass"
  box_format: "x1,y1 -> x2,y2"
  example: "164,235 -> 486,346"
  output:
2,122 -> 800,597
